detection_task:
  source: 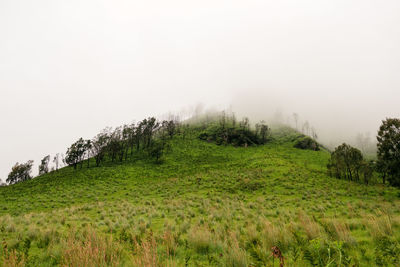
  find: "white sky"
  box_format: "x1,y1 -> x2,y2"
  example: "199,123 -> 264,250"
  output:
1,0 -> 399,180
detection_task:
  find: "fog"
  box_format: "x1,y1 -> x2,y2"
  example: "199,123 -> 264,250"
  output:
1,0 -> 399,181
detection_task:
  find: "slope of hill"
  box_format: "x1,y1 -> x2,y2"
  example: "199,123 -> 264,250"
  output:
0,127 -> 399,266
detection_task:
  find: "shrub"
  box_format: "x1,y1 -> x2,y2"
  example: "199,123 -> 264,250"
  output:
294,136 -> 320,151
198,124 -> 268,147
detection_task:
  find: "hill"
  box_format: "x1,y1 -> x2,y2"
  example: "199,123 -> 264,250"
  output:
0,126 -> 399,266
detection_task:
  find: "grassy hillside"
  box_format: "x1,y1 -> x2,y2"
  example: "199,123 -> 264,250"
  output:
0,127 -> 399,266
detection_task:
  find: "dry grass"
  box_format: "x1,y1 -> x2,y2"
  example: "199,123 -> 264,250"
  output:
262,220 -> 281,247
224,232 -> 248,267
187,225 -> 215,254
61,228 -> 121,267
1,249 -> 25,267
365,211 -> 393,239
132,232 -> 158,267
332,220 -> 355,244
162,230 -> 177,257
298,212 -> 322,240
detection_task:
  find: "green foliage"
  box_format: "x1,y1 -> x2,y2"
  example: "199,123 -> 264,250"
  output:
374,237 -> 400,266
294,136 -> 320,151
65,138 -> 88,169
6,160 -> 34,185
198,123 -> 269,147
327,143 -> 373,184
377,118 -> 400,187
148,140 -> 165,163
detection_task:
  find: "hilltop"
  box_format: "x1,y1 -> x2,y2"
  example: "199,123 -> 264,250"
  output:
0,125 -> 399,266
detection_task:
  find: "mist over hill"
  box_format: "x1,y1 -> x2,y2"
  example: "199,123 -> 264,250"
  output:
1,0 -> 400,180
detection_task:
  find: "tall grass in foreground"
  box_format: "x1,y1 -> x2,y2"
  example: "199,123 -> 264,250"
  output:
61,228 -> 122,267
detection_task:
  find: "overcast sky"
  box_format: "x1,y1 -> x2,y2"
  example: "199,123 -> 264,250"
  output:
1,0 -> 399,181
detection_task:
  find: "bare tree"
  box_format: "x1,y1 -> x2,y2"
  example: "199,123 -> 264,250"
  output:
53,153 -> 60,171
302,121 -> 310,136
311,127 -> 318,140
39,155 -> 50,175
293,113 -> 299,130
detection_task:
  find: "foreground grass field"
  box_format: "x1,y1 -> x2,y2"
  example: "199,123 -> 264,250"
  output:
0,127 -> 399,266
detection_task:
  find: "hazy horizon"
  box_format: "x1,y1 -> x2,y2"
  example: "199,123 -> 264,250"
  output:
1,0 -> 399,181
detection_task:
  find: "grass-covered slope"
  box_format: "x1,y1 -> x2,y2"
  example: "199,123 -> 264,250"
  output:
0,127 -> 399,266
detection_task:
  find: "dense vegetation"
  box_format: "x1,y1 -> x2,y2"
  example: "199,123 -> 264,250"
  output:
294,136 -> 320,151
0,121 -> 400,266
377,118 -> 400,187
327,143 -> 374,185
198,118 -> 270,146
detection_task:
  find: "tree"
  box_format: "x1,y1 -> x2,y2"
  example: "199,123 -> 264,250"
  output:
53,153 -> 60,171
311,127 -> 318,140
142,117 -> 160,149
107,127 -> 123,162
360,160 -> 374,185
38,155 -> 50,175
65,138 -> 87,169
293,113 -> 299,130
302,121 -> 310,136
91,129 -> 110,167
327,143 -> 364,182
239,117 -> 250,131
6,160 -> 34,185
149,140 -> 165,163
255,121 -> 270,144
165,120 -> 176,138
377,118 -> 400,187
294,136 -> 320,151
84,140 -> 92,167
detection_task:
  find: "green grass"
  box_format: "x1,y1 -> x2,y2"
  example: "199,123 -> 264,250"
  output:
0,127 -> 399,266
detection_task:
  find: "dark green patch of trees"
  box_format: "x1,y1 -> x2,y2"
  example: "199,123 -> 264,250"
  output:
294,136 -> 320,151
64,117 -> 177,169
327,143 -> 373,184
198,113 -> 270,146
326,118 -> 400,187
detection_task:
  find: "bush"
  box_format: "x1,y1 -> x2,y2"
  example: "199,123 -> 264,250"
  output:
198,124 -> 268,147
294,136 -> 320,151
